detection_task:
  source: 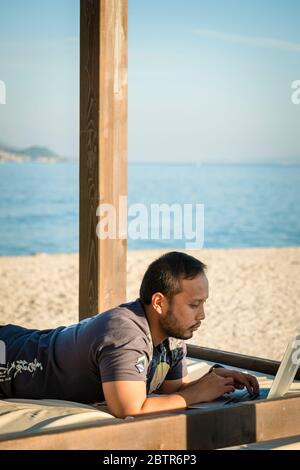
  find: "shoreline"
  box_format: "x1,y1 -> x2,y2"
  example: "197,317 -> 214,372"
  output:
1,244 -> 299,258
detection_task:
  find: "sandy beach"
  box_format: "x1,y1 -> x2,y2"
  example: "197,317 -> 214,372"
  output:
0,247 -> 299,361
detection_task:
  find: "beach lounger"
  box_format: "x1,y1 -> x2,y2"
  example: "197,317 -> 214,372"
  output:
1,348 -> 300,450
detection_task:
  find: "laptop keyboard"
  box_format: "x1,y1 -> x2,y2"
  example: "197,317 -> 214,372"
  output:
225,392 -> 257,404
224,388 -> 269,405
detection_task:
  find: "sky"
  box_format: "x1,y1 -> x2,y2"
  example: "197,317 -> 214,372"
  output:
0,0 -> 300,163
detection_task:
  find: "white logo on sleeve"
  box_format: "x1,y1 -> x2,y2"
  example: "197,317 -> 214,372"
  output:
135,355 -> 147,374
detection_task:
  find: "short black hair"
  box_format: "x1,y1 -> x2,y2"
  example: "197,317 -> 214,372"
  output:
139,251 -> 206,305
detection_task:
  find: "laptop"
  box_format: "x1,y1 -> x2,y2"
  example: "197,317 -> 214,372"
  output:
189,333 -> 300,409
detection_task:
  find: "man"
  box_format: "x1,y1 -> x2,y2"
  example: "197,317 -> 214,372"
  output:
0,251 -> 259,418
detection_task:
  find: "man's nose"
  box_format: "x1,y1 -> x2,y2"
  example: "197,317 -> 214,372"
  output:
196,306 -> 205,321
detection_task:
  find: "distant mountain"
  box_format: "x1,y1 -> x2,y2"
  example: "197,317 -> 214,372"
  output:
0,143 -> 65,163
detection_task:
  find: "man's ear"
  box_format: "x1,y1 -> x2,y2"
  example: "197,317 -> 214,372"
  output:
151,292 -> 167,315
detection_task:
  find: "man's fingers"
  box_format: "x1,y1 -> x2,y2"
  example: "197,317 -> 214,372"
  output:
239,377 -> 252,395
217,369 -> 260,396
237,374 -> 259,395
223,377 -> 234,385
224,384 -> 235,393
247,374 -> 260,395
223,377 -> 235,393
234,383 -> 245,389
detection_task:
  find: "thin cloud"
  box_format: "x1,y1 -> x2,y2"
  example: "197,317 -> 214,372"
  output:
192,28 -> 300,52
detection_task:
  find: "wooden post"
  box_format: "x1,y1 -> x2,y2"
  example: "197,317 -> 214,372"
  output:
79,0 -> 128,319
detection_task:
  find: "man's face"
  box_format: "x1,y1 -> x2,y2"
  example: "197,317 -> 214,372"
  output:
159,273 -> 209,340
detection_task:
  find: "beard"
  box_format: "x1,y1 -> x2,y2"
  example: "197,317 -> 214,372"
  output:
159,308 -> 193,340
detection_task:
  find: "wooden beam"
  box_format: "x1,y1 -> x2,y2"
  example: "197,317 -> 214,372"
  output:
2,395 -> 300,450
79,0 -> 128,319
187,344 -> 300,379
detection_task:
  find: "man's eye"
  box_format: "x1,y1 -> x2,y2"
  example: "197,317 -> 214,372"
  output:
189,304 -> 199,309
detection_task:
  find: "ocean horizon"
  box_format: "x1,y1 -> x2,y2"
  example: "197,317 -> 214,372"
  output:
0,161 -> 299,256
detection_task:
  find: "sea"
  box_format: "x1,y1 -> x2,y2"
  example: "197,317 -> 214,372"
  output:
0,161 -> 299,255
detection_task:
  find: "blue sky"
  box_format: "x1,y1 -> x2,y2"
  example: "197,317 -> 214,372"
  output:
0,0 -> 299,162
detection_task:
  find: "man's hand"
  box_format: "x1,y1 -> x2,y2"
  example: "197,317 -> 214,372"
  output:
212,367 -> 260,396
175,371 -> 235,405
187,371 -> 235,403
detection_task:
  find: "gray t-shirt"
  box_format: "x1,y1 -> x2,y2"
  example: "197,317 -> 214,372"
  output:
0,299 -> 187,403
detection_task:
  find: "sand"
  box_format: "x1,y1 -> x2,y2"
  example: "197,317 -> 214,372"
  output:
1,247 -> 300,361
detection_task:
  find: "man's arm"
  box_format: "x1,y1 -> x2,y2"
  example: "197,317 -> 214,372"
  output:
102,372 -> 235,418
157,375 -> 191,394
102,381 -> 186,418
158,368 -> 219,395
158,362 -> 222,395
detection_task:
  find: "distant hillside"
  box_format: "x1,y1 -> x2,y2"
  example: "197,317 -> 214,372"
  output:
0,143 -> 65,162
